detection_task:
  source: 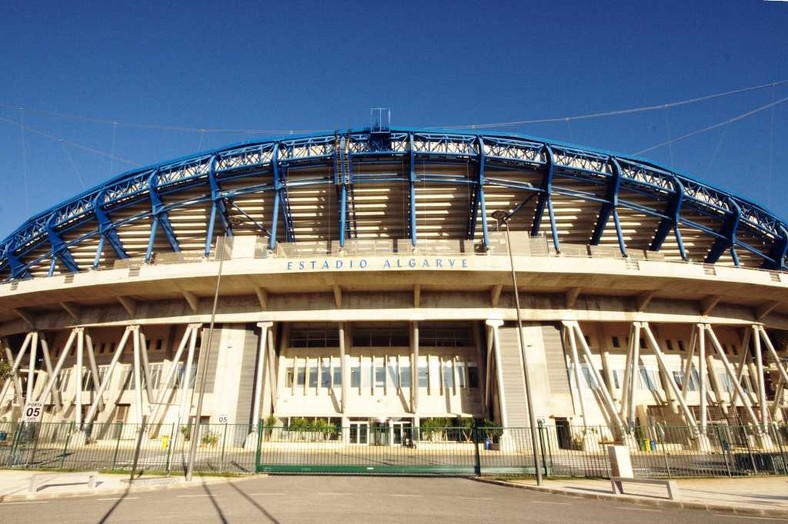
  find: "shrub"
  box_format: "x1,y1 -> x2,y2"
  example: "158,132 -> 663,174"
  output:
201,431 -> 220,447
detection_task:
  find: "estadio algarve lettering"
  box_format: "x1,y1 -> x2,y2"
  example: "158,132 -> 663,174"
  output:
286,257 -> 469,271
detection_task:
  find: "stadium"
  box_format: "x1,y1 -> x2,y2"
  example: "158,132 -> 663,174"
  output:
0,124 -> 787,472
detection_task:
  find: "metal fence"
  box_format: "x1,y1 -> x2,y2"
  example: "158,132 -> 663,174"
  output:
0,421 -> 787,478
0,421 -> 256,474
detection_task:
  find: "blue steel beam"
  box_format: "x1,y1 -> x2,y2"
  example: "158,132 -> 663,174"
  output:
335,134 -> 348,248
205,156 -> 233,257
650,175 -> 687,260
145,171 -> 180,263
4,248 -> 30,280
766,226 -> 788,270
92,190 -> 127,267
531,145 -> 560,253
706,197 -> 741,266
409,133 -> 417,247
467,137 -> 490,249
45,214 -> 79,275
590,158 -> 627,256
268,145 -> 296,249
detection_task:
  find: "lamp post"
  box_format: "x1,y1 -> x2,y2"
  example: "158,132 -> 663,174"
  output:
491,210 -> 543,485
185,236 -> 228,482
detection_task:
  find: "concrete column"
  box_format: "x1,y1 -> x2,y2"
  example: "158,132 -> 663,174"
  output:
177,325 -> 199,423
752,326 -> 769,429
485,319 -> 507,427
26,332 -> 39,403
339,322 -> 347,414
410,321 -> 419,415
75,328 -> 84,427
565,323 -> 587,428
251,322 -> 272,430
132,326 -> 144,424
263,333 -> 277,417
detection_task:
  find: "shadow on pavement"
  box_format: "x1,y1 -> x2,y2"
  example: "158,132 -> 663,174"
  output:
225,480 -> 281,523
200,478 -> 229,524
98,486 -> 133,524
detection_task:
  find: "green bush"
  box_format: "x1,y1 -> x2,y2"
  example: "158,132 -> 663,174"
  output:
201,431 -> 220,446
480,419 -> 503,442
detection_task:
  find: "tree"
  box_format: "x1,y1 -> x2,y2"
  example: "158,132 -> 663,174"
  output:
0,358 -> 12,381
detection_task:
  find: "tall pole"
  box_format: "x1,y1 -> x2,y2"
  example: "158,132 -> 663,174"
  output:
492,210 -> 542,486
185,237 -> 227,482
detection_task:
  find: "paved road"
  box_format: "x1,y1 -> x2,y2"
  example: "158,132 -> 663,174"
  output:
0,476 -> 771,524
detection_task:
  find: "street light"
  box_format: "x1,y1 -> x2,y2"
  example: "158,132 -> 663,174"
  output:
185,236 -> 228,482
491,209 -> 543,486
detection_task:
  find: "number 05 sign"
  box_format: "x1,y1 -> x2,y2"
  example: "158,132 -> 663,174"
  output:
23,401 -> 44,423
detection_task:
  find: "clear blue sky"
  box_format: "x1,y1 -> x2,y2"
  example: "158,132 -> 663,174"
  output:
1,0 -> 786,238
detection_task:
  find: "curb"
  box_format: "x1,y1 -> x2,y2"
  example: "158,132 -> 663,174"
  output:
473,478 -> 788,519
0,474 -> 248,503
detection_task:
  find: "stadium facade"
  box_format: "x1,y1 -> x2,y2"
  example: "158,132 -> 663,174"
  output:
0,126 -> 787,451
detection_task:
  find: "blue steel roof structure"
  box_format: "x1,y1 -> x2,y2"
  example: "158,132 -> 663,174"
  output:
0,127 -> 785,281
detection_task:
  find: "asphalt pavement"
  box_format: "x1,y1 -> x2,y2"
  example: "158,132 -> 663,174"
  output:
1,468 -> 788,522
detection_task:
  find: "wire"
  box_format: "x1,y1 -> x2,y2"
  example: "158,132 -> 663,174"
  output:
0,102 -> 326,135
432,80 -> 787,130
0,114 -> 141,166
19,108 -> 30,216
632,96 -> 788,156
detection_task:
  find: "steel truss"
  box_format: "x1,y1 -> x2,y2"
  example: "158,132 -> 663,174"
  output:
1,128 -> 785,280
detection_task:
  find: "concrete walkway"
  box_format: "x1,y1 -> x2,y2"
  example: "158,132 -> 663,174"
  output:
481,476 -> 788,518
0,469 -> 235,502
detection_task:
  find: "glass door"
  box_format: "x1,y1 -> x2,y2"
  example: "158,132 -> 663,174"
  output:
349,422 -> 369,445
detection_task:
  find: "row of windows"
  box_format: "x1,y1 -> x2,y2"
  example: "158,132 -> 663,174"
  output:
608,336 -> 739,355
574,365 -> 750,395
283,355 -> 479,394
53,362 -> 196,393
53,338 -> 168,357
289,327 -> 475,348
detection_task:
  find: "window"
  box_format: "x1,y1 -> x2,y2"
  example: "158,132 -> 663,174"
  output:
443,360 -> 454,390
638,367 -> 659,391
332,364 -> 342,387
639,337 -> 647,349
375,363 -> 386,389
387,359 -> 399,389
321,359 -> 331,388
175,363 -> 196,389
400,362 -> 412,387
612,369 -> 621,389
612,337 -> 620,348
666,340 -> 674,351
580,364 -> 597,389
468,363 -> 479,388
308,362 -> 318,388
155,338 -> 164,350
671,370 -> 698,391
285,366 -> 294,388
418,364 -> 429,388
718,372 -> 734,394
678,340 -> 686,352
456,361 -> 467,388
296,364 -> 306,387
361,359 -> 372,389
290,327 -> 340,348
350,364 -> 361,388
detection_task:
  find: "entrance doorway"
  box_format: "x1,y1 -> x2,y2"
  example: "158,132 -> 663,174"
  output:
391,421 -> 412,446
349,421 -> 369,444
